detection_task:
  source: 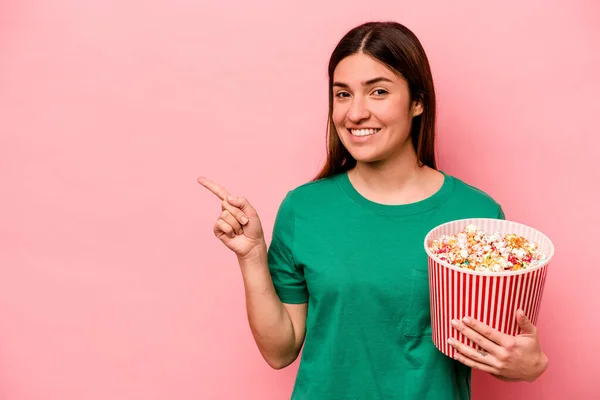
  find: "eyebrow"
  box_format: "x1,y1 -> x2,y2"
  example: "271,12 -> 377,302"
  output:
332,77 -> 394,89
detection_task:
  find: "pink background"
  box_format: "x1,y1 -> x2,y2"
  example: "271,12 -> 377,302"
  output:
1,0 -> 598,399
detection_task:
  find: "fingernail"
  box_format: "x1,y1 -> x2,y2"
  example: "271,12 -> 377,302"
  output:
463,317 -> 471,324
447,338 -> 455,346
240,216 -> 249,225
227,196 -> 236,202
451,319 -> 458,327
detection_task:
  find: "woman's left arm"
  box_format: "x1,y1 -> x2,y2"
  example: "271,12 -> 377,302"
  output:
447,309 -> 549,382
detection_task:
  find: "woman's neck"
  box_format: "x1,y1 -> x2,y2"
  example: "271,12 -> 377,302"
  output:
348,152 -> 442,205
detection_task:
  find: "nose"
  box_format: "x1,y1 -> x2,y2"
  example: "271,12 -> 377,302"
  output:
347,97 -> 370,123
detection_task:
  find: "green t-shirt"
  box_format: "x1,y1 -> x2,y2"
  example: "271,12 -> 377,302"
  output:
267,171 -> 504,400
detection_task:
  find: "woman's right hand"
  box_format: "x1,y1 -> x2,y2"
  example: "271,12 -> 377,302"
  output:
198,176 -> 266,259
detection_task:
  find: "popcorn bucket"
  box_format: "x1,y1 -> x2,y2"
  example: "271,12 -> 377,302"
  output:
423,218 -> 555,358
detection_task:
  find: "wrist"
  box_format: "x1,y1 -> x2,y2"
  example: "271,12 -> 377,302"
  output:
238,241 -> 268,264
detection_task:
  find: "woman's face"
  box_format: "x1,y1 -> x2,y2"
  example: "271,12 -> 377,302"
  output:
332,53 -> 423,164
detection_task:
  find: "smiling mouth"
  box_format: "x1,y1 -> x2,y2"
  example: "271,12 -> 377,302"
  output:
348,128 -> 381,137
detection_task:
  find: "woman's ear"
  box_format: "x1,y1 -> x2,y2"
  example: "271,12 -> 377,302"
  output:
412,101 -> 424,117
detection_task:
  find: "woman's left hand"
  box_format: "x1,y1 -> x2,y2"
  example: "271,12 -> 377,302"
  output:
447,309 -> 548,382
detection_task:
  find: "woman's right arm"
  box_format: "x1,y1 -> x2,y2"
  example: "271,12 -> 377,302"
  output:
198,177 -> 307,369
239,247 -> 307,369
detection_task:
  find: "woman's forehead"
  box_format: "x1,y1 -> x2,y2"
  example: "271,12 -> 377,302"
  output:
333,53 -> 400,83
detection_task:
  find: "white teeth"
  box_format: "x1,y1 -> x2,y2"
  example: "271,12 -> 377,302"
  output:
350,128 -> 379,137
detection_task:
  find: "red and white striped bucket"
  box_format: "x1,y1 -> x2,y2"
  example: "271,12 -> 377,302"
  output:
424,218 -> 555,358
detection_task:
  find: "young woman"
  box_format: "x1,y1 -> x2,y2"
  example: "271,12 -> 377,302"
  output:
199,21 -> 548,400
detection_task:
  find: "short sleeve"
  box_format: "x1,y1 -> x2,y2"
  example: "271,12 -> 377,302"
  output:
267,192 -> 308,304
497,205 -> 506,220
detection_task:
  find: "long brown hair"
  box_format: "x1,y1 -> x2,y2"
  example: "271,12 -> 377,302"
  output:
313,21 -> 437,181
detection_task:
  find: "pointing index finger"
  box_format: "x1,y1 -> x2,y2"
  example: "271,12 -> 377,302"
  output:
197,176 -> 230,201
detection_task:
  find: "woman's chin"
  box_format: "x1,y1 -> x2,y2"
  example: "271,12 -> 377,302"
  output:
347,152 -> 384,164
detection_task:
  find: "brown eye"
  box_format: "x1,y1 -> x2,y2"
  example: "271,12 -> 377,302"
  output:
372,89 -> 389,97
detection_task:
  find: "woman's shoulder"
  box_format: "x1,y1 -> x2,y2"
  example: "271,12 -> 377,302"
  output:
288,173 -> 342,198
444,172 -> 502,209
276,173 -> 345,213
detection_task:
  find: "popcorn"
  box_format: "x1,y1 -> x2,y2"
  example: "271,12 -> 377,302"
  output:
428,225 -> 546,272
